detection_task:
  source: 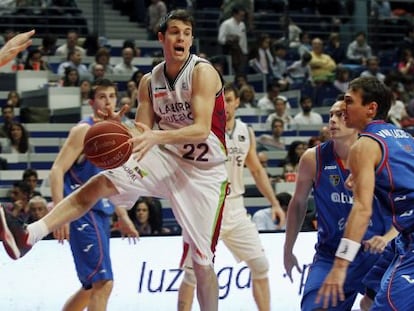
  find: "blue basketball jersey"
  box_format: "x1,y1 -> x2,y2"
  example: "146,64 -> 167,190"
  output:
63,116 -> 115,215
314,140 -> 391,257
361,120 -> 414,233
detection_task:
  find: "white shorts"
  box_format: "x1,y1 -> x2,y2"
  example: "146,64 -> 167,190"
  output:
220,195 -> 266,263
101,145 -> 228,266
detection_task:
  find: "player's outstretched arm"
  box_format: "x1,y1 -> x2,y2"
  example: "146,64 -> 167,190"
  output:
0,30 -> 35,67
283,148 -> 316,282
244,127 -> 284,225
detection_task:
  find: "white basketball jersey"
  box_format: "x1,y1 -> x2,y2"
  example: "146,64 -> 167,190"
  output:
150,54 -> 227,168
226,119 -> 251,198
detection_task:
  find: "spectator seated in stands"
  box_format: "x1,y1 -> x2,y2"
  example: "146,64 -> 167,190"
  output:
80,79 -> 92,105
88,47 -> 114,75
7,180 -> 31,222
82,32 -> 101,57
293,96 -> 323,125
131,69 -> 144,88
238,84 -> 257,108
309,37 -> 337,83
6,90 -> 20,108
27,196 -> 48,224
333,66 -> 351,93
360,56 -> 386,82
122,39 -> 141,57
324,32 -> 347,65
281,140 -> 307,177
2,121 -> 34,154
297,31 -> 312,58
257,117 -> 286,151
346,31 -> 373,66
266,96 -> 294,130
91,63 -> 106,82
22,168 -> 42,198
24,47 -> 50,71
0,104 -> 15,138
270,43 -> 290,91
257,81 -> 281,110
60,67 -> 80,87
119,79 -> 138,109
397,48 -> 414,78
55,29 -> 86,60
125,197 -> 169,236
27,196 -> 54,239
57,50 -> 91,81
286,51 -> 312,88
248,33 -> 274,82
113,47 -> 138,76
37,34 -> 57,56
252,192 -> 292,232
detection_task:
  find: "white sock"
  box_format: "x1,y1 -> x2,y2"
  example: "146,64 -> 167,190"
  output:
26,220 -> 49,245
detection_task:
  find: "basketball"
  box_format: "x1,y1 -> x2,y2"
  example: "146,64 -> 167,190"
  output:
83,120 -> 132,169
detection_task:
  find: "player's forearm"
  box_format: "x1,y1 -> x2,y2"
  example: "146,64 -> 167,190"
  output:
382,226 -> 398,243
252,167 -> 279,206
153,123 -> 210,145
49,169 -> 65,205
284,201 -> 307,252
343,202 -> 372,244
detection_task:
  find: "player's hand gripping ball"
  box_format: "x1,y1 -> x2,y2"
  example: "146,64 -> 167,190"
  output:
84,120 -> 132,169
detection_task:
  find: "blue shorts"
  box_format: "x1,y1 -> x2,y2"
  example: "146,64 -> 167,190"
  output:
301,251 -> 381,311
362,239 -> 396,296
371,234 -> 414,310
69,210 -> 113,289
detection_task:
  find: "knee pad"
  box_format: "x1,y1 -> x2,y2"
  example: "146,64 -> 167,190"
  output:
182,266 -> 197,287
246,256 -> 269,280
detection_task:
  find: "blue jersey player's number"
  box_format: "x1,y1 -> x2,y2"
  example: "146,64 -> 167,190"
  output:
183,143 -> 209,161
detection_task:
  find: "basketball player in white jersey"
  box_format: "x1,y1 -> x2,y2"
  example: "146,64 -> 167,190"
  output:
0,10 -> 227,311
177,82 -> 286,311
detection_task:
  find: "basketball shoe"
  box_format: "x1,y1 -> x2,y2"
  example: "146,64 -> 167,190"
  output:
0,205 -> 31,259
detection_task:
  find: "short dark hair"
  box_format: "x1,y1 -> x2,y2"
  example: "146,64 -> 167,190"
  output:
271,117 -> 284,130
276,192 -> 292,211
158,9 -> 195,35
89,78 -> 117,100
13,180 -> 31,197
22,168 -> 38,181
224,82 -> 239,98
348,77 -> 392,120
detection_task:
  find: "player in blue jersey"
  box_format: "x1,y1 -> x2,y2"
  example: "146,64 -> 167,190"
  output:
317,77 -> 414,310
48,78 -> 138,311
284,95 -> 397,311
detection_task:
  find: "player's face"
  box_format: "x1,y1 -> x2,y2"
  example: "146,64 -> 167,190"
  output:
91,87 -> 117,114
329,101 -> 357,139
159,20 -> 193,63
224,90 -> 240,122
344,89 -> 372,131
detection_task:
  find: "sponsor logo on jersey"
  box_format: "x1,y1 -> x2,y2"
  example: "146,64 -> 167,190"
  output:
154,91 -> 167,98
331,192 -> 353,204
400,209 -> 413,217
329,175 -> 340,186
395,195 -> 407,202
77,223 -> 89,231
238,135 -> 245,142
324,165 -> 337,170
83,244 -> 94,253
155,86 -> 167,91
401,275 -> 414,284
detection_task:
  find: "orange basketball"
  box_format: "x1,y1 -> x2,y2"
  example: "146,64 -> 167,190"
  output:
83,120 -> 132,169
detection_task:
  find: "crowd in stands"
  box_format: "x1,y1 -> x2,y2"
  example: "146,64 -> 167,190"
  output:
2,0 -> 414,239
